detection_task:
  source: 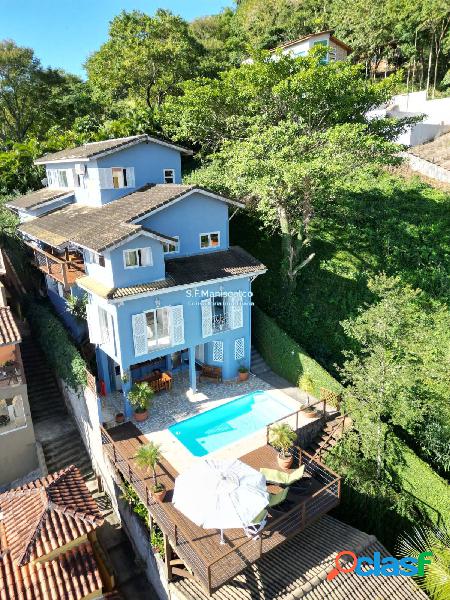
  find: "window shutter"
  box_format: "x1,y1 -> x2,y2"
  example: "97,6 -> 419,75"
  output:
108,313 -> 116,354
201,298 -> 213,338
212,340 -> 224,362
140,247 -> 152,266
86,304 -> 102,345
132,313 -> 147,356
170,305 -> 185,346
98,168 -> 113,189
126,167 -> 135,188
234,337 -> 245,360
57,283 -> 64,298
229,292 -> 244,329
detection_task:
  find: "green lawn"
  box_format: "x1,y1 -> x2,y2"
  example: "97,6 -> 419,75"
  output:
231,172 -> 450,376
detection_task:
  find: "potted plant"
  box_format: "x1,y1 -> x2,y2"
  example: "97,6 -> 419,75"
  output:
128,382 -> 154,422
269,423 -> 297,469
115,412 -> 125,424
135,442 -> 166,501
238,366 -> 249,382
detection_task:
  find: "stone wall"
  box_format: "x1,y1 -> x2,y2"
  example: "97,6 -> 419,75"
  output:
405,152 -> 450,183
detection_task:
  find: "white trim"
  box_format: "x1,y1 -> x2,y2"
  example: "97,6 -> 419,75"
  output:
73,229 -> 176,254
132,188 -> 245,224
123,247 -> 153,269
162,235 -> 179,254
107,270 -> 267,303
199,231 -> 220,250
34,135 -> 193,165
163,168 -> 175,184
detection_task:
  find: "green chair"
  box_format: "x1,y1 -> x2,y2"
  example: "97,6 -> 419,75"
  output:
243,488 -> 289,537
260,465 -> 305,486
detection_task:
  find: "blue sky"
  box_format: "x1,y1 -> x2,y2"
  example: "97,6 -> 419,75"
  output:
0,0 -> 233,77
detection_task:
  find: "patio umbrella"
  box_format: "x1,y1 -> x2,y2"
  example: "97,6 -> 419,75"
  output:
172,458 -> 269,544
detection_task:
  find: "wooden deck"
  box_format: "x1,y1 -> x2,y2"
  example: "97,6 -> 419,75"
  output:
27,243 -> 85,289
101,422 -> 340,595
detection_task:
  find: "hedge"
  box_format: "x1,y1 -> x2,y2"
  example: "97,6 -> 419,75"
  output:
25,300 -> 87,389
252,306 -> 342,401
394,438 -> 450,533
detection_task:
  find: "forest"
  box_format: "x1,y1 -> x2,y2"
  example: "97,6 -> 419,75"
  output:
0,2 -> 449,597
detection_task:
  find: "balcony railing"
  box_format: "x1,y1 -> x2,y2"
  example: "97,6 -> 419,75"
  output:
100,425 -> 341,596
27,243 -> 85,289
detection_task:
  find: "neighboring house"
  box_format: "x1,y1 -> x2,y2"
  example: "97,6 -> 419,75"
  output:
0,305 -> 37,487
0,465 -> 112,599
9,135 -> 266,417
243,30 -> 351,64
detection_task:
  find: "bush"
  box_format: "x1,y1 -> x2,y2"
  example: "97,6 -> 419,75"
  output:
25,300 -> 87,389
252,306 -> 342,401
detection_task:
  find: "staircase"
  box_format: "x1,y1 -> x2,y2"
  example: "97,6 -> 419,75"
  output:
21,337 -> 95,481
306,413 -> 348,462
250,346 -> 271,376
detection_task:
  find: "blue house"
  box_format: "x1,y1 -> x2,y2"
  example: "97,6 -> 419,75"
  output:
10,135 -> 266,416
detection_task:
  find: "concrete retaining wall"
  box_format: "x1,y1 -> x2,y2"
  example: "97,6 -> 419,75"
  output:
405,152 -> 450,183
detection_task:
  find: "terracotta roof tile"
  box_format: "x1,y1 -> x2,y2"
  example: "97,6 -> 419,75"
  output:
0,307 -> 21,346
34,134 -> 192,164
0,465 -> 103,566
19,184 -> 244,252
6,188 -> 73,211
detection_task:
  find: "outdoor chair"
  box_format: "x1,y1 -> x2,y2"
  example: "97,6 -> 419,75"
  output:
260,465 -> 305,486
243,488 -> 289,538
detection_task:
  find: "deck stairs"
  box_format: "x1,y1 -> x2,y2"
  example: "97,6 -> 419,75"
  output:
306,413 -> 349,462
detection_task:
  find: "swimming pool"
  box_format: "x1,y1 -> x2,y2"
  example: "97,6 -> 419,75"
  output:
168,390 -> 294,457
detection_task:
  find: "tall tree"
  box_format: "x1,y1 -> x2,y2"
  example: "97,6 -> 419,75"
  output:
86,9 -> 203,110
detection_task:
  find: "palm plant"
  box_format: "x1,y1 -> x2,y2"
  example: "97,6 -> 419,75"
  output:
128,382 -> 154,414
397,525 -> 450,600
269,423 -> 297,458
299,373 -> 315,404
135,442 -> 164,492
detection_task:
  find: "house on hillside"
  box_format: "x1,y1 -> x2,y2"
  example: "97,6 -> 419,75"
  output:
0,304 -> 37,487
244,30 -> 351,64
8,134 -> 266,418
0,464 -> 114,599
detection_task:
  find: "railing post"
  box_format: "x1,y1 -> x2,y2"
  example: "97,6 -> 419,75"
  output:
163,534 -> 173,580
207,565 -> 212,595
112,444 -> 117,463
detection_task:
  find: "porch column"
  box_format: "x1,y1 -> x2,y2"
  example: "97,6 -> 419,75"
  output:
188,347 -> 197,393
95,348 -> 111,394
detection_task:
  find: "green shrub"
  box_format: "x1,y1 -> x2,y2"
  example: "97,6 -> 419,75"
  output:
252,306 -> 342,401
25,300 -> 87,389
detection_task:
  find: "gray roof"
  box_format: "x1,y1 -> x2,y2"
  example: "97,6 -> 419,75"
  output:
19,184 -> 244,252
77,247 -> 266,300
171,515 -> 429,600
34,134 -> 192,164
6,188 -> 73,211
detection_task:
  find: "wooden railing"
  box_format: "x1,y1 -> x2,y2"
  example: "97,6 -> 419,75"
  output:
312,414 -> 348,462
100,427 -> 340,595
27,243 -> 85,289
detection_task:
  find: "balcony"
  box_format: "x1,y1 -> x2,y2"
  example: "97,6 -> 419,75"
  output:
27,243 -> 85,289
101,422 -> 340,596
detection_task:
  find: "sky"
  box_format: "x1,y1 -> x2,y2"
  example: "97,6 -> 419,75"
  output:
0,0 -> 233,77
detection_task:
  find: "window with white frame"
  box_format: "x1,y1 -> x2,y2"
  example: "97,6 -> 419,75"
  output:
200,232 -> 220,249
57,170 -> 68,188
123,247 -> 152,268
112,167 -> 128,189
146,308 -> 171,348
98,306 -> 112,345
163,236 -> 179,254
89,251 -> 105,267
163,169 -> 175,184
98,167 -> 135,189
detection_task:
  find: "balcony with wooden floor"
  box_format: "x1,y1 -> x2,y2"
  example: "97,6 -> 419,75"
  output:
26,243 -> 86,290
100,421 -> 341,596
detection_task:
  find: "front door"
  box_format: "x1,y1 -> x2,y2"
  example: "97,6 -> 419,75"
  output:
195,344 -> 205,364
113,364 -> 122,391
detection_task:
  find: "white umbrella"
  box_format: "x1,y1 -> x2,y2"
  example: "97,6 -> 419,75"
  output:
172,458 -> 269,544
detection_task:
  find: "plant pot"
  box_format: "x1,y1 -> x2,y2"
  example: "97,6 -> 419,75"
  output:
152,487 -> 166,502
134,409 -> 148,422
277,454 -> 293,470
115,412 -> 125,424
238,371 -> 249,382
303,409 -> 317,418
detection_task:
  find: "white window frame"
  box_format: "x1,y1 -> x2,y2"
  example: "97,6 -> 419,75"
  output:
145,307 -> 171,349
57,170 -> 68,188
162,236 -> 179,254
89,251 -> 105,267
123,247 -> 153,269
112,167 -> 128,189
163,169 -> 175,184
199,231 -> 220,250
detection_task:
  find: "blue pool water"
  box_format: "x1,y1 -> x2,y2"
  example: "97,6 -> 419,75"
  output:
168,390 -> 293,457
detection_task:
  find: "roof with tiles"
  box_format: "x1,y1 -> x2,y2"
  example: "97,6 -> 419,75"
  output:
0,541 -> 103,600
77,246 -> 266,300
170,515 -> 429,600
34,134 -> 192,164
0,307 -> 21,347
19,184 -> 244,252
6,188 -> 73,211
0,465 -> 103,566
